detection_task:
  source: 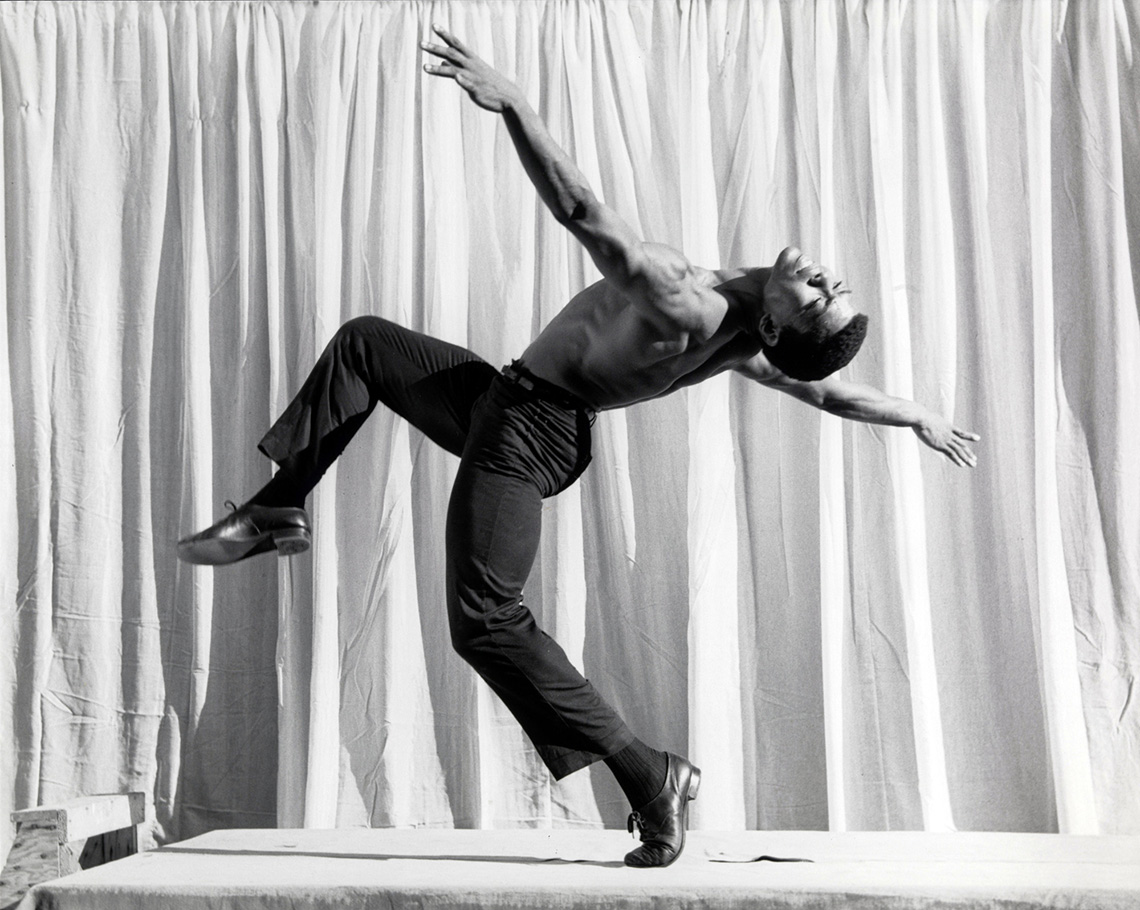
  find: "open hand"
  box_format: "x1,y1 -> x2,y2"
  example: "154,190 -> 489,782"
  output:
421,26 -> 521,112
913,415 -> 980,468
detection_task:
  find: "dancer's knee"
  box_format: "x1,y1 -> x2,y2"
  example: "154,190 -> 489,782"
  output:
325,315 -> 397,380
446,586 -> 518,668
447,594 -> 535,670
448,615 -> 486,666
334,314 -> 386,345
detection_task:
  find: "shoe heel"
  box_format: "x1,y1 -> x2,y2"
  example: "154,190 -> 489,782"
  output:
687,767 -> 701,801
272,528 -> 310,556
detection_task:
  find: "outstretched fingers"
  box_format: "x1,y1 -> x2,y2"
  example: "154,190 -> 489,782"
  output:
938,441 -> 965,468
421,25 -> 467,67
421,26 -> 471,80
431,24 -> 469,53
947,429 -> 979,468
418,27 -> 513,112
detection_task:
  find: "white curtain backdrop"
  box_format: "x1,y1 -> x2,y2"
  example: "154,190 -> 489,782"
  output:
3,0 -> 1139,854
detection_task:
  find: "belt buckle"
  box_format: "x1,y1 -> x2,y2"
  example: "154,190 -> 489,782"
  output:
505,363 -> 535,393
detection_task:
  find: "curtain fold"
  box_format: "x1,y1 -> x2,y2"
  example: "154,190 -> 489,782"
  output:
2,0 -> 1138,854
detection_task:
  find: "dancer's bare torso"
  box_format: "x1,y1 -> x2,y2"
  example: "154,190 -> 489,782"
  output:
521,244 -> 766,410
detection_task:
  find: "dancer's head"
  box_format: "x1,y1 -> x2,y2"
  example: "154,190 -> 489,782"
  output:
757,246 -> 868,381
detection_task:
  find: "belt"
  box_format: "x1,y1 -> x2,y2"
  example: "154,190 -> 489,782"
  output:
500,361 -> 596,415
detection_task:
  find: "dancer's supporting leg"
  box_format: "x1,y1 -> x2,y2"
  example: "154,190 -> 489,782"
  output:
446,374 -> 698,866
443,380 -> 634,779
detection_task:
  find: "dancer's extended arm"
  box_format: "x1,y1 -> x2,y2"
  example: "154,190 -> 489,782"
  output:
421,27 -> 688,307
736,355 -> 980,467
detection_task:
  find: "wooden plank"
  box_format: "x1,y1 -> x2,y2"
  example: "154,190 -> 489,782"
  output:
10,793 -> 145,844
2,794 -> 146,909
0,823 -> 69,910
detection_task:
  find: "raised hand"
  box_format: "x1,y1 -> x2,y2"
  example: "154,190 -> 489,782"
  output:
913,415 -> 980,468
421,26 -> 521,112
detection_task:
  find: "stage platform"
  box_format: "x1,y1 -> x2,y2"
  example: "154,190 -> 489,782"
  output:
16,827 -> 1140,909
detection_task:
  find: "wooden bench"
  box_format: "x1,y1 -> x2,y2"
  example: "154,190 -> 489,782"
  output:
0,792 -> 145,910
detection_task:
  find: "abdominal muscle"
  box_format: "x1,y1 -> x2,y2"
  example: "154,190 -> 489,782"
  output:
519,279 -> 757,410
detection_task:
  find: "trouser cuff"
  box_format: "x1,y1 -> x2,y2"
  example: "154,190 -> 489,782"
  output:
541,726 -> 637,781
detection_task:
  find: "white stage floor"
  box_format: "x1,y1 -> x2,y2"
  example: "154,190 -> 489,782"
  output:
17,827 -> 1140,909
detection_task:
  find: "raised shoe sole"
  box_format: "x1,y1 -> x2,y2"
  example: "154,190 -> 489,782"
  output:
179,526 -> 311,565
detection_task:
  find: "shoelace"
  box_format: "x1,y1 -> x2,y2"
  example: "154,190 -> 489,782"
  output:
223,500 -> 262,533
627,810 -> 645,837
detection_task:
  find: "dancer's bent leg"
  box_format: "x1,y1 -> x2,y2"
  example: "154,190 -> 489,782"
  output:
258,315 -> 499,499
179,316 -> 497,564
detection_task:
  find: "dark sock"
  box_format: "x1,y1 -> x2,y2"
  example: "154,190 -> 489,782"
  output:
604,739 -> 669,810
246,466 -> 306,510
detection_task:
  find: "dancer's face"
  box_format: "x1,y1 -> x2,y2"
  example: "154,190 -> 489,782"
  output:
761,246 -> 856,341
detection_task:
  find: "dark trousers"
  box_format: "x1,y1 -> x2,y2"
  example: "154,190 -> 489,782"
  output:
258,316 -> 634,779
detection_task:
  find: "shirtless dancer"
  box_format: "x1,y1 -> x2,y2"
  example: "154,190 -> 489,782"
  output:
179,29 -> 979,867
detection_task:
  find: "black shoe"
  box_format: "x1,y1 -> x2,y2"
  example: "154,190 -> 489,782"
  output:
624,753 -> 701,868
178,501 -> 311,565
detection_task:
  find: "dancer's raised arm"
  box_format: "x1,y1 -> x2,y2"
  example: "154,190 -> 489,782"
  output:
422,26 -> 685,306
